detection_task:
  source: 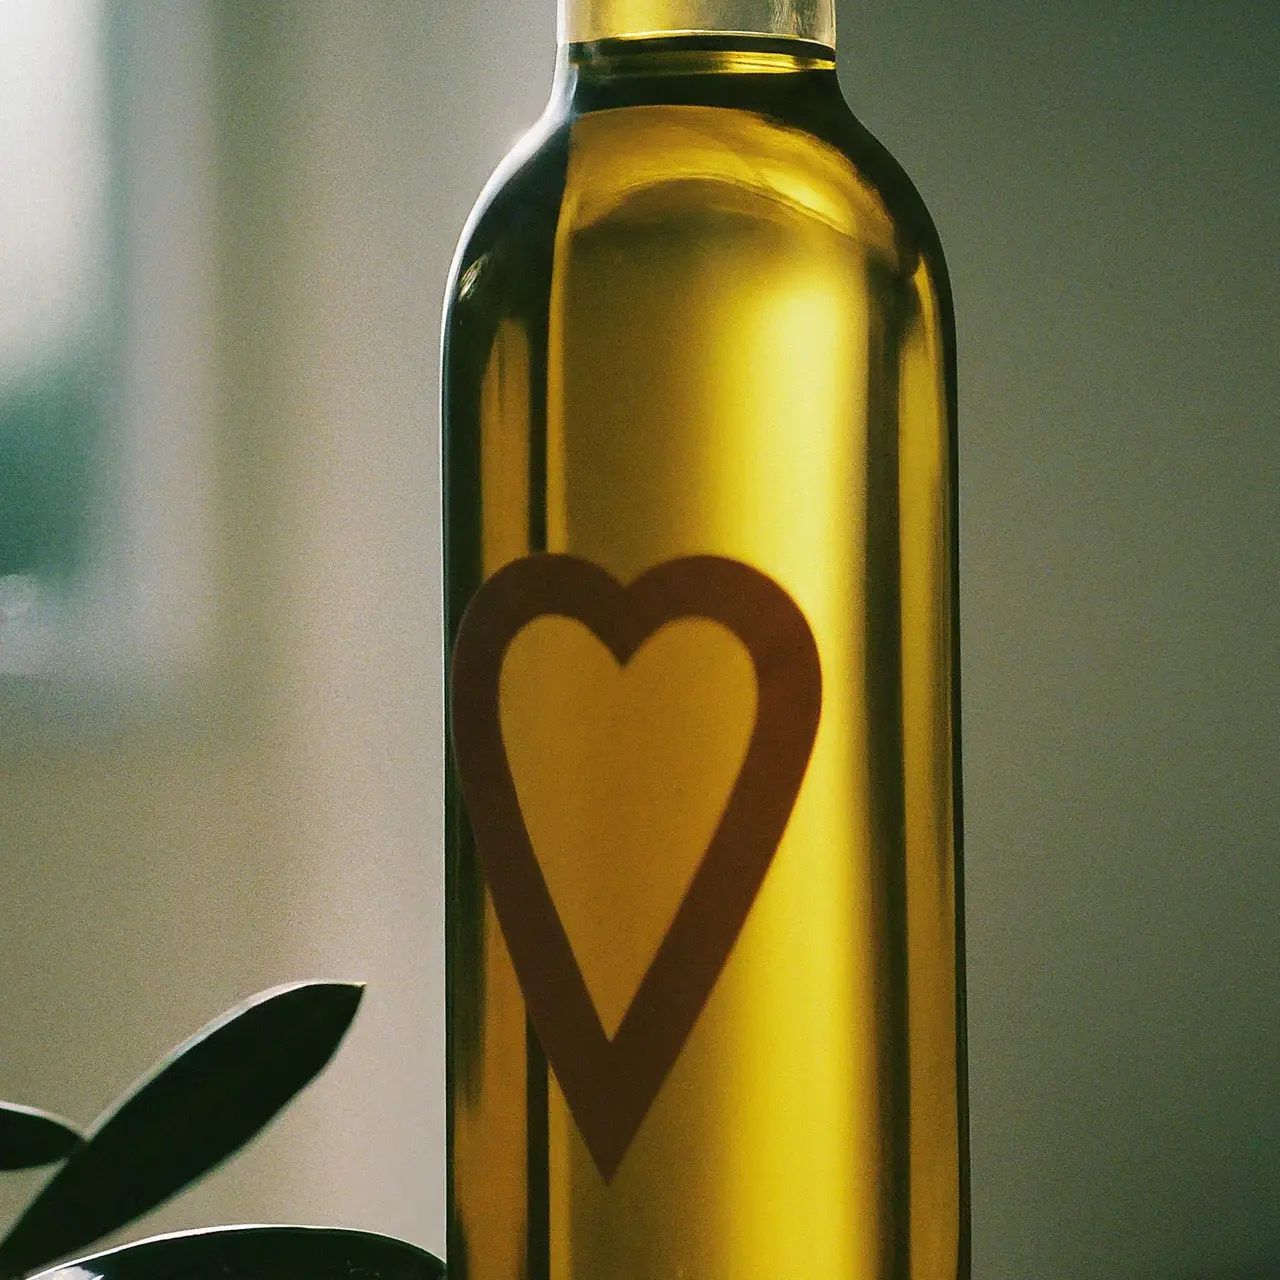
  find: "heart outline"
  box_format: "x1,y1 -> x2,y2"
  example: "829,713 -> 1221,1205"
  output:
450,554 -> 822,1180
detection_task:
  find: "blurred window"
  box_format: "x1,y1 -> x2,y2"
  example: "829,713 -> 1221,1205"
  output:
0,0 -> 110,669
0,0 -> 215,690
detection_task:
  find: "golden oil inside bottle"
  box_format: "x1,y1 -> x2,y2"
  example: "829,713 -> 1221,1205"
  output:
446,36 -> 963,1280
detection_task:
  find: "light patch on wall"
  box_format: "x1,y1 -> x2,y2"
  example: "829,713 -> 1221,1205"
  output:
0,0 -> 105,374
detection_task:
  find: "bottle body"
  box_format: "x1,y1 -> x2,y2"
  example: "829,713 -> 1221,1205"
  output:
443,34 -> 966,1280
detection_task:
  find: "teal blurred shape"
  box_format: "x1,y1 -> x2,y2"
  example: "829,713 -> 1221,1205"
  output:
0,355 -> 101,580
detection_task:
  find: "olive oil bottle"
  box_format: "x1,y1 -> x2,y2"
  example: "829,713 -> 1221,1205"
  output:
442,3 -> 968,1277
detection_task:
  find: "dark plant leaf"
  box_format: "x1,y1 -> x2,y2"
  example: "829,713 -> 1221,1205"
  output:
26,1224 -> 444,1280
0,1104 -> 84,1171
0,981 -> 364,1280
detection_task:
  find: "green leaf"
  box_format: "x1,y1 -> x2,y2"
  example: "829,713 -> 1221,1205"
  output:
25,1224 -> 444,1280
0,1104 -> 83,1171
0,981 -> 364,1279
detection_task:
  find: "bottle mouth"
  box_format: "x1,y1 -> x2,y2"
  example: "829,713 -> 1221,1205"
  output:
558,0 -> 837,49
567,32 -> 837,77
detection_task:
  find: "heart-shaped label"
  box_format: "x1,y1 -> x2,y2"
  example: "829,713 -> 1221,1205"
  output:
450,554 -> 822,1181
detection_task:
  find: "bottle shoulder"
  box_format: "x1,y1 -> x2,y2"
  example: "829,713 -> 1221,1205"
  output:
808,90 -> 955,313
445,75 -> 953,338
443,109 -> 573,315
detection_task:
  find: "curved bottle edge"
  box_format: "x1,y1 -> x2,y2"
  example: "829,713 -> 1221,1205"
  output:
825,91 -> 972,1280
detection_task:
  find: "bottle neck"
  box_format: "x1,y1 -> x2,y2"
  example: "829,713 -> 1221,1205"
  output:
559,1 -> 836,48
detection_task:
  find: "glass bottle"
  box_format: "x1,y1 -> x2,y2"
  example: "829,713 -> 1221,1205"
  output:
441,2 -> 968,1276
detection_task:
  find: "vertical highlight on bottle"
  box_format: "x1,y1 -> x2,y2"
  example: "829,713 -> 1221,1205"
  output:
442,2 -> 967,1277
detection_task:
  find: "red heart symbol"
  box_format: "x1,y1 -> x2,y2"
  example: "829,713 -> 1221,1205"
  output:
449,554 -> 822,1181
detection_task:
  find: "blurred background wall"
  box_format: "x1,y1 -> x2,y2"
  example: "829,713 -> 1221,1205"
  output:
0,2 -> 1275,1277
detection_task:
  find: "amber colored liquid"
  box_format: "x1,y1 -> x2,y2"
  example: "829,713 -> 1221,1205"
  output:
443,37 -> 967,1280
